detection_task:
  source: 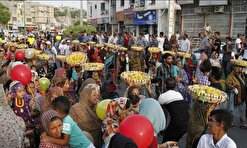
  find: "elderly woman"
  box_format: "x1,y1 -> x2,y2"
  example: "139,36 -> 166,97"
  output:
40,110 -> 67,148
174,59 -> 191,103
41,86 -> 64,114
0,84 -> 26,148
69,83 -> 102,148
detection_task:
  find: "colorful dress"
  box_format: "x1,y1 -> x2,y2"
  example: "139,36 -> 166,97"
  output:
175,68 -> 191,103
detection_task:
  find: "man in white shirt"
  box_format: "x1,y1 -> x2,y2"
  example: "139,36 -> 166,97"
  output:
156,32 -> 165,52
180,34 -> 190,53
59,40 -> 69,55
197,109 -> 237,148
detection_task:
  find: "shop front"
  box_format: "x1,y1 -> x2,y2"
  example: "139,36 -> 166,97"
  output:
133,10 -> 157,35
116,11 -> 124,33
124,8 -> 135,33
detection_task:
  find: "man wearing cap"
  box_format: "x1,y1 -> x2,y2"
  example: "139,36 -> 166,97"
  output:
226,60 -> 247,129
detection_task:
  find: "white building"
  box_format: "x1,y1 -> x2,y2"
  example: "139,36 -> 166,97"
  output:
88,0 -> 181,37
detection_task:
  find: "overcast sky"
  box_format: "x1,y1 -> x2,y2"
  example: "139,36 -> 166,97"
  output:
32,1 -> 87,10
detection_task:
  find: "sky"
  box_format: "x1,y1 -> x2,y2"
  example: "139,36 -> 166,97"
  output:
32,0 -> 87,10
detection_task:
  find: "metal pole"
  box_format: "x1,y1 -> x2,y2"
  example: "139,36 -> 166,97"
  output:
80,0 -> 83,25
23,0 -> 27,44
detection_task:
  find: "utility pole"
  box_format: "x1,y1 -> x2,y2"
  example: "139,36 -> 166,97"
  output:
80,0 -> 83,25
23,0 -> 27,44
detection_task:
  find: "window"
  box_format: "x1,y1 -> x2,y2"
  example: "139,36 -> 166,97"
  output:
27,18 -> 32,22
121,0 -> 124,6
101,3 -> 105,12
90,6 -> 92,17
129,0 -> 135,4
150,0 -> 155,4
12,17 -> 17,21
95,5 -> 97,9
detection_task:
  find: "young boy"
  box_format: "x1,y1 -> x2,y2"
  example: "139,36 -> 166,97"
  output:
41,96 -> 94,148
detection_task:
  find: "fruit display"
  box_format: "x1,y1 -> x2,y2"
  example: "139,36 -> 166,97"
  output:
162,51 -> 176,56
95,44 -> 104,48
148,47 -> 160,53
16,44 -> 28,49
56,55 -> 67,61
37,54 -> 52,60
188,84 -> 227,103
230,59 -> 247,67
34,49 -> 42,55
121,71 -> 151,86
81,62 -> 104,71
66,52 -> 87,66
87,41 -> 96,45
105,43 -> 116,49
131,46 -> 144,52
118,46 -> 128,51
72,40 -> 80,44
79,42 -> 87,46
7,42 -> 17,47
177,52 -> 191,58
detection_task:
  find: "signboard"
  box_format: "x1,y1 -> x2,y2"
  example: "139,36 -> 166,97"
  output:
199,0 -> 228,6
133,10 -> 157,25
177,0 -> 194,5
123,7 -> 134,15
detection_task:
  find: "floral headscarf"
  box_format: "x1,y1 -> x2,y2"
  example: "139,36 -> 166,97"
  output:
41,110 -> 60,136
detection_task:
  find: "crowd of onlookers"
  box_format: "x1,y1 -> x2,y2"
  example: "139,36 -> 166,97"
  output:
0,27 -> 246,148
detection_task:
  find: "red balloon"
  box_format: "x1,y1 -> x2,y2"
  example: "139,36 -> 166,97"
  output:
10,64 -> 32,85
15,50 -> 25,61
118,115 -> 154,148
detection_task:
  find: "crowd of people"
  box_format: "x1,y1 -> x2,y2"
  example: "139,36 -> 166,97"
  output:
0,28 -> 246,148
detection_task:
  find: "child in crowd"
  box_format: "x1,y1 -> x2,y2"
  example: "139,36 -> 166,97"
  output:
41,96 -> 94,148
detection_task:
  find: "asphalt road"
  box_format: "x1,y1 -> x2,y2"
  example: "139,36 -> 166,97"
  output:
116,81 -> 247,148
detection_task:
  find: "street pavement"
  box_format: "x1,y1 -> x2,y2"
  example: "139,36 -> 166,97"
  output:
116,81 -> 247,148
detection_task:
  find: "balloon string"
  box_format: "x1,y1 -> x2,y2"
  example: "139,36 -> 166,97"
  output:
27,85 -> 37,110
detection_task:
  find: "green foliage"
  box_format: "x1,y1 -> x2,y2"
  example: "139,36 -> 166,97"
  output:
0,3 -> 11,26
63,25 -> 96,39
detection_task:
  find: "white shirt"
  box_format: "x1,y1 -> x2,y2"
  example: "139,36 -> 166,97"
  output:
157,37 -> 165,51
180,38 -> 190,53
197,134 -> 236,148
158,90 -> 183,105
234,38 -> 241,52
59,44 -> 69,55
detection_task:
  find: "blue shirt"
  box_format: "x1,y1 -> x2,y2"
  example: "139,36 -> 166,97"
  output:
62,115 -> 91,148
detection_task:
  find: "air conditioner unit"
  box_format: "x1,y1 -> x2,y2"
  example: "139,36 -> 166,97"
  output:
140,2 -> 145,7
105,10 -> 109,14
194,7 -> 203,14
214,6 -> 224,13
130,3 -> 134,7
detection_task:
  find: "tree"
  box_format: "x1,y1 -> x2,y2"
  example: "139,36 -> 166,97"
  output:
0,3 -> 11,28
63,25 -> 96,39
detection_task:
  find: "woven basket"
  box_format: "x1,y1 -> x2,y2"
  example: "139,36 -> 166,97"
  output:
148,47 -> 160,53
230,59 -> 247,67
121,71 -> 151,86
188,85 -> 227,103
66,52 -> 87,66
81,62 -> 104,71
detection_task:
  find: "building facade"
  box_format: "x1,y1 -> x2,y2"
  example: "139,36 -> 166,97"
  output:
1,1 -> 57,32
88,0 -> 181,37
177,0 -> 247,38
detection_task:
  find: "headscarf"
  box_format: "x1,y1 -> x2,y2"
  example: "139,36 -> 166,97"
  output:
0,84 -> 26,148
78,78 -> 96,93
41,110 -> 60,136
52,75 -> 68,87
55,68 -> 66,77
139,98 -> 166,136
108,133 -> 137,148
41,86 -> 64,114
9,81 -> 24,99
69,83 -> 101,147
102,97 -> 132,144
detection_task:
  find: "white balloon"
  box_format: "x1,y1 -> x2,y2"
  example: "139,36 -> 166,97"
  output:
12,61 -> 23,68
25,48 -> 35,59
